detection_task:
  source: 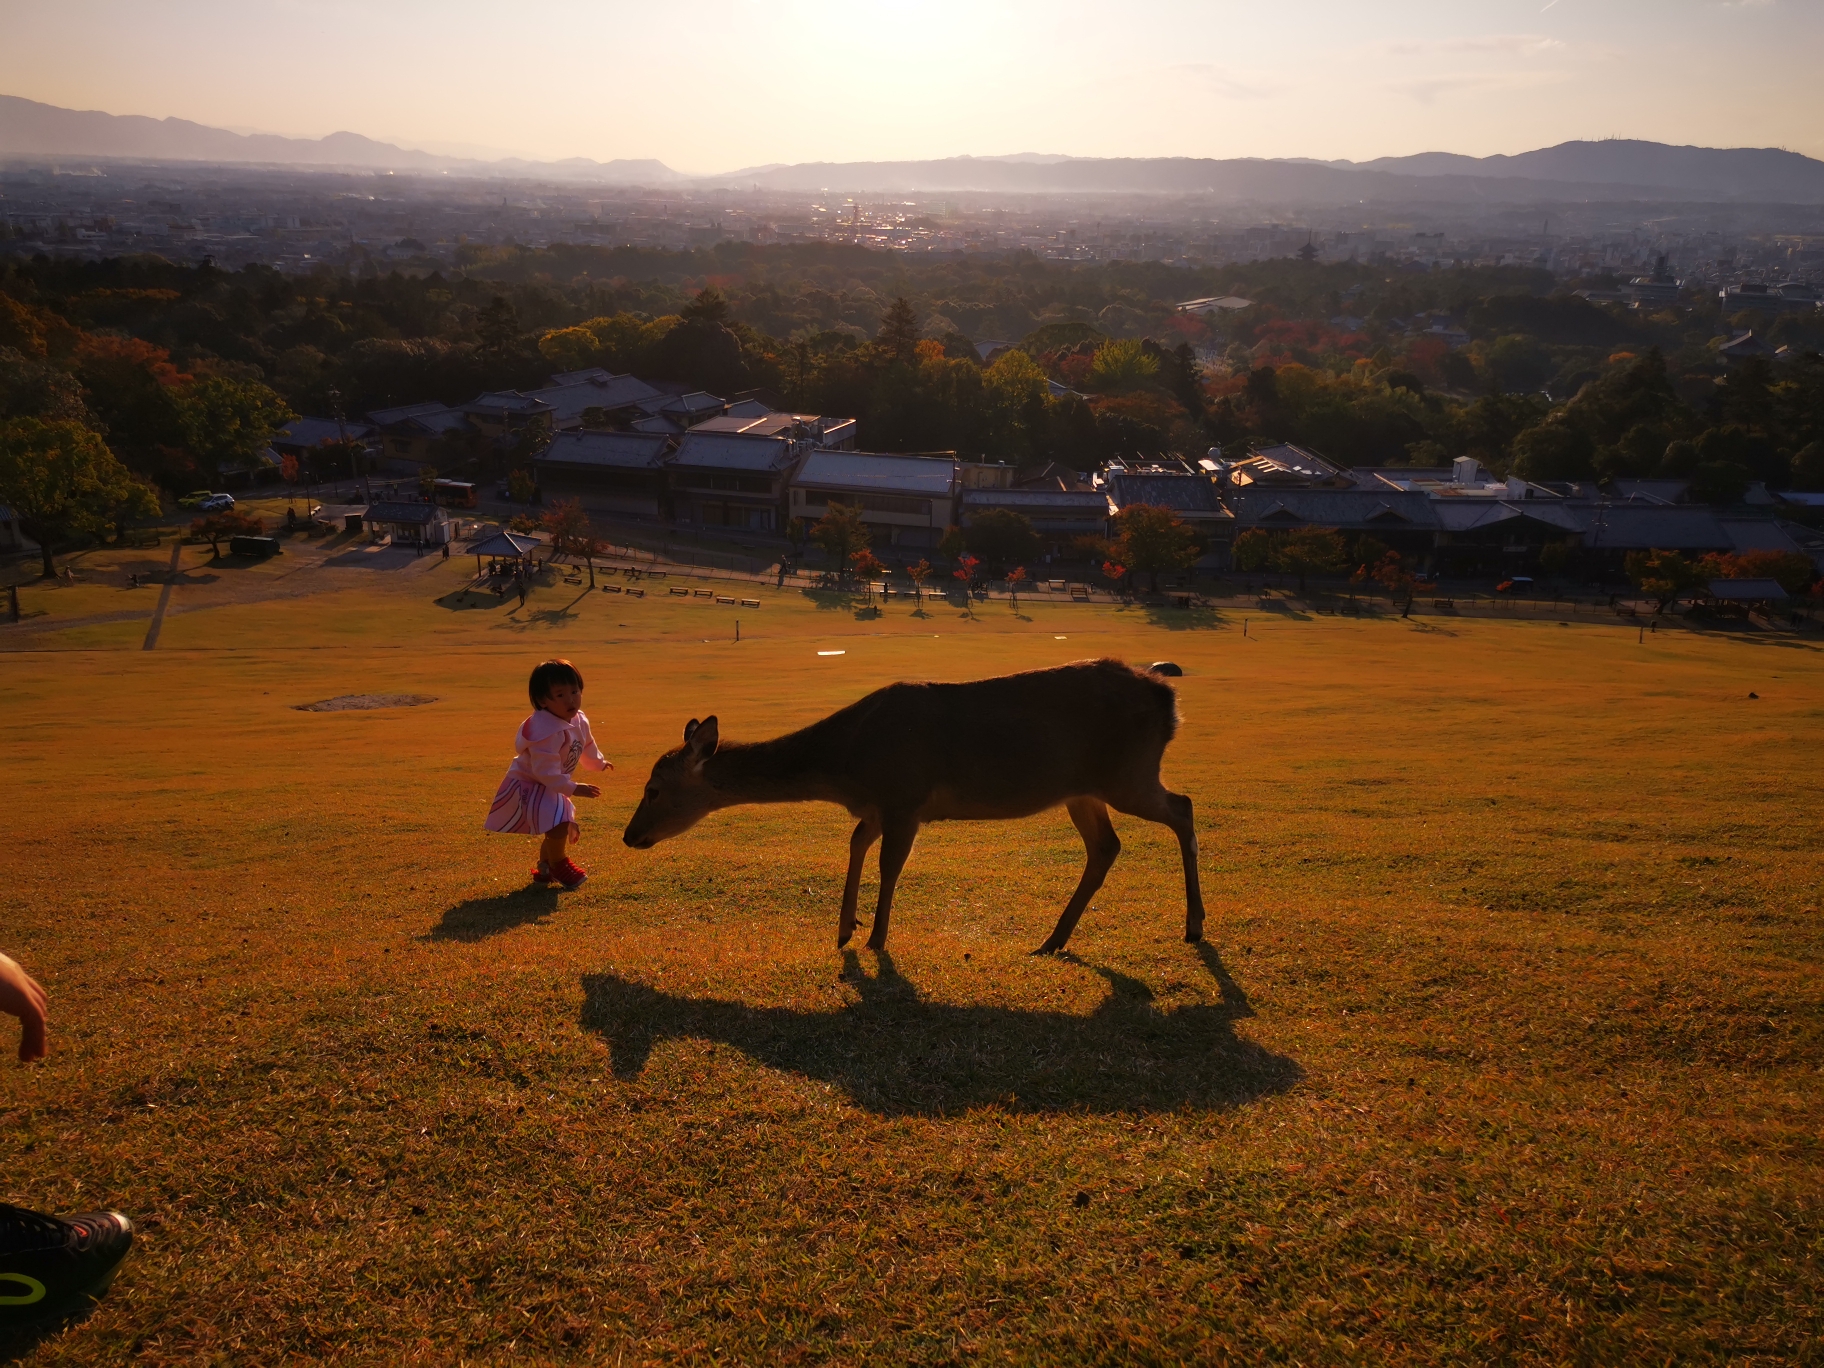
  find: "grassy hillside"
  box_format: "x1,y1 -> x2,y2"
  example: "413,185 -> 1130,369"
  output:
1,578 -> 1820,1363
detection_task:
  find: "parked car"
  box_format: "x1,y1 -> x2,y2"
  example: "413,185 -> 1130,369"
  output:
1495,576 -> 1534,594
197,493 -> 237,512
178,490 -> 216,509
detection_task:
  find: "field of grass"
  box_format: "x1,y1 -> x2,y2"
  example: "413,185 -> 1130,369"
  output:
1,563 -> 1821,1363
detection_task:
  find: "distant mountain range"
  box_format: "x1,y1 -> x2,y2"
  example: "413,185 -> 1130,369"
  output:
0,95 -> 685,185
6,94 -> 1824,203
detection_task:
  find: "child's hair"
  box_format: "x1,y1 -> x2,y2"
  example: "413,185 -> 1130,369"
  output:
528,658 -> 584,708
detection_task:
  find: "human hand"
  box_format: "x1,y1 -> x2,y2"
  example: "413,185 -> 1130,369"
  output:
0,953 -> 47,1063
573,783 -> 602,798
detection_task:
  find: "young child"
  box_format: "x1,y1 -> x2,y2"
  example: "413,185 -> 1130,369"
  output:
485,658 -> 612,889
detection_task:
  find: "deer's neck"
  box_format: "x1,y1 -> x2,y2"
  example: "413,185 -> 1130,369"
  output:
703,732 -> 843,807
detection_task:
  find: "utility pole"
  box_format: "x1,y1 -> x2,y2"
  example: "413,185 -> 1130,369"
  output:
330,387 -> 371,504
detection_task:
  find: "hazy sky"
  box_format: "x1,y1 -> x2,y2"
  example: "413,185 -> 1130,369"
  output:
4,0 -> 1821,171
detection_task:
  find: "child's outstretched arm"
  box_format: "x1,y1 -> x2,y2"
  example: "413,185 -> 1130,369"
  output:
576,716 -> 613,774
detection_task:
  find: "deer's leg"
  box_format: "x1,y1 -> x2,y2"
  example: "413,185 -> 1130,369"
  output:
865,815 -> 918,951
1034,797 -> 1120,955
839,818 -> 881,948
1110,786 -> 1206,943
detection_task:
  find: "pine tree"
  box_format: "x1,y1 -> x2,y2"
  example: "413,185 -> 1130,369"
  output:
876,296 -> 920,362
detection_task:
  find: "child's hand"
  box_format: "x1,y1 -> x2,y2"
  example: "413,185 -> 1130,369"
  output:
0,952 -> 47,1063
573,783 -> 602,798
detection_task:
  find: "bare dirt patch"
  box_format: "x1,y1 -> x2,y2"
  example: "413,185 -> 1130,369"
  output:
294,693 -> 439,711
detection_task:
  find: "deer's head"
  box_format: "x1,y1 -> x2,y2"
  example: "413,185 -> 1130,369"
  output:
622,716 -> 719,849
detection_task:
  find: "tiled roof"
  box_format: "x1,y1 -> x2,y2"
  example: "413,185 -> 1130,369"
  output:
1225,488 -> 1435,528
1720,519 -> 1805,554
796,451 -> 957,497
536,431 -> 673,471
1107,472 -> 1230,517
1708,578 -> 1790,600
276,416 -> 374,447
669,431 -> 798,473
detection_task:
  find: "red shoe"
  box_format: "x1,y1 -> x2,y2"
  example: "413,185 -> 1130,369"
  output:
531,861 -> 553,884
552,857 -> 587,890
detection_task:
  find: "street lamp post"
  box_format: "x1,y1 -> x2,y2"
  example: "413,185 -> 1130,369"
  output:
330,388 -> 371,505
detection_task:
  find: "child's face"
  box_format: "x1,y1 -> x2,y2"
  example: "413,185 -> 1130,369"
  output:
540,682 -> 583,720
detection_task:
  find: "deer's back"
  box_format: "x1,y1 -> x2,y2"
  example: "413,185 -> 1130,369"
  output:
813,658 -> 1177,818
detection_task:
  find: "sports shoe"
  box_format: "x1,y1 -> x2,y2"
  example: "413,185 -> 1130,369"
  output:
530,861 -> 553,884
551,857 -> 587,890
0,1203 -> 133,1318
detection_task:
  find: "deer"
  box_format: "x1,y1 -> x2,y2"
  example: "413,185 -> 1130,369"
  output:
622,658 -> 1205,955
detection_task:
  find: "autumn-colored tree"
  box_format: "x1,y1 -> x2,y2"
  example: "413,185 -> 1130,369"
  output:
907,558 -> 932,605
850,547 -> 885,601
953,552 -> 981,615
1231,527 -> 1273,573
1698,549 -> 1814,596
811,503 -> 869,577
1089,338 -> 1160,391
1365,550 -> 1417,613
1102,560 -> 1129,594
1007,565 -> 1028,607
1112,503 -> 1202,593
1268,526 -> 1348,594
0,417 -> 158,578
541,497 -> 593,564
1625,548 -> 1705,611
190,509 -> 264,557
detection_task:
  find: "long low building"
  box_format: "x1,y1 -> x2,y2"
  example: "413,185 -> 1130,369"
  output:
533,431 -> 676,520
668,431 -> 805,533
789,451 -> 958,548
960,486 -> 1111,550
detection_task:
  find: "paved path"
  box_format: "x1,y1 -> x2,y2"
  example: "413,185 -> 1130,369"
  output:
141,540 -> 183,650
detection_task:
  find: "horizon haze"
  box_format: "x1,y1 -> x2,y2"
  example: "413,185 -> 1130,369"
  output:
2,0 -> 1821,173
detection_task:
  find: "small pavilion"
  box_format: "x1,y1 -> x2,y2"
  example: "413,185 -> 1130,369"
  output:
468,529 -> 541,578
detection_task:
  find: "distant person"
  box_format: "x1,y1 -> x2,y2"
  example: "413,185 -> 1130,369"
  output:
485,659 -> 611,890
0,952 -> 134,1319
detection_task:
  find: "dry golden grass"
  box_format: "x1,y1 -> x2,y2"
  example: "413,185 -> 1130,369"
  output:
1,568 -> 1821,1364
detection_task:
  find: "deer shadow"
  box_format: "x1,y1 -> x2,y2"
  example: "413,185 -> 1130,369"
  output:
578,944 -> 1297,1116
426,887 -> 560,941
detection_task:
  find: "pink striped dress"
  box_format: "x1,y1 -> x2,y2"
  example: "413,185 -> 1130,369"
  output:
485,709 -> 609,835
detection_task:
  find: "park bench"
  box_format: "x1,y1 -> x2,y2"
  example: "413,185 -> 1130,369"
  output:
716,596 -> 736,605
1616,605 -> 1638,617
1169,592 -> 1194,609
602,584 -> 622,594
741,598 -> 760,608
694,589 -> 713,598
670,586 -> 689,596
1048,579 -> 1067,592
646,571 -> 666,579
1433,598 -> 1456,609
1070,584 -> 1091,601
627,588 -> 645,598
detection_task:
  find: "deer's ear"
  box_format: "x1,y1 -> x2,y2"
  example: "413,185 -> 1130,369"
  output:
683,718 -> 701,744
687,715 -> 720,759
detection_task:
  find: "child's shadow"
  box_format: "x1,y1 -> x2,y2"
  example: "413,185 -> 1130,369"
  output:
426,887 -> 559,942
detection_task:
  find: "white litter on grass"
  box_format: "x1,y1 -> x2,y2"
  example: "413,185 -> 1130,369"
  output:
1055,635 -> 1067,640
817,650 -> 845,656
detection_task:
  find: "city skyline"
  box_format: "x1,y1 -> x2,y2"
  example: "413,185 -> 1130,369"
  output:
2,0 -> 1820,174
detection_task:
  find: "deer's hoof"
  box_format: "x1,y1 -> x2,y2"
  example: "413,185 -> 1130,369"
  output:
1184,927 -> 1205,944
1031,941 -> 1063,956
